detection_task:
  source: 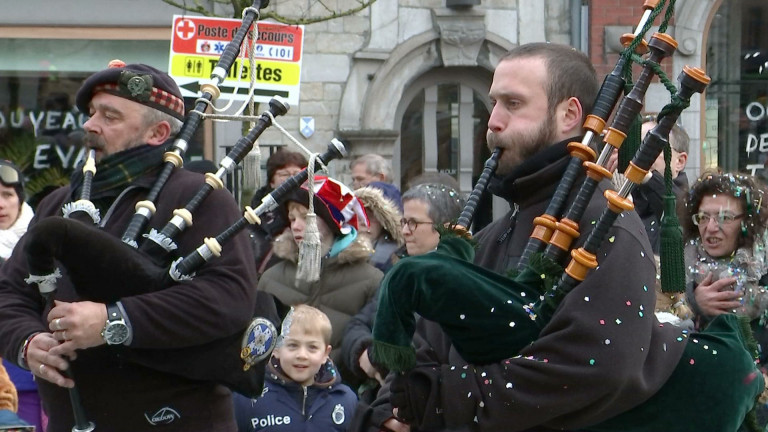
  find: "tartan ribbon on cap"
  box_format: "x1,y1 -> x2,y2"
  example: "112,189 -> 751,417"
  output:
94,79 -> 185,121
76,62 -> 186,121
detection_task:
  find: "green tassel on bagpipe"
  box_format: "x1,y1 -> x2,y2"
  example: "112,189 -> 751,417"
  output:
658,137 -> 686,293
659,194 -> 686,293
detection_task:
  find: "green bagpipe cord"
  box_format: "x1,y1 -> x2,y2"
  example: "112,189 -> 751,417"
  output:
587,314 -> 763,432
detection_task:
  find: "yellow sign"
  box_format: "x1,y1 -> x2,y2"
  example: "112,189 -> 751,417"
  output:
170,55 -> 300,86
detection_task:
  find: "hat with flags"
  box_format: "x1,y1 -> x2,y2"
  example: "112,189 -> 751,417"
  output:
285,175 -> 369,236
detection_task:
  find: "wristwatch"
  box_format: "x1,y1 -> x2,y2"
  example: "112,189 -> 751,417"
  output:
102,303 -> 130,345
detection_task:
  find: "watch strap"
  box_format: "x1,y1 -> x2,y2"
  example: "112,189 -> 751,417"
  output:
103,302 -> 130,345
106,302 -> 123,323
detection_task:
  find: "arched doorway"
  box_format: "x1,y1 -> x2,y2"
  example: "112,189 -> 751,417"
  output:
394,67 -> 503,231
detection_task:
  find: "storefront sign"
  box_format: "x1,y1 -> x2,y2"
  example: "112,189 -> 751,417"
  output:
0,109 -> 87,138
168,15 -> 304,105
0,108 -> 87,170
744,101 -> 768,156
33,143 -> 87,170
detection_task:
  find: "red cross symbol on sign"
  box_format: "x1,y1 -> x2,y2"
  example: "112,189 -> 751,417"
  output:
175,19 -> 196,41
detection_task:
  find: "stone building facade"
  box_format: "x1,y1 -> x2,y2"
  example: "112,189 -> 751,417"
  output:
2,0 -> 763,212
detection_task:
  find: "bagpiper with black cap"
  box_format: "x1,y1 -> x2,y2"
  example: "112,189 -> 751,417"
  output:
0,60 -> 259,432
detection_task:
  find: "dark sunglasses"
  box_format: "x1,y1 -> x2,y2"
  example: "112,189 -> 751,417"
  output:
0,160 -> 23,186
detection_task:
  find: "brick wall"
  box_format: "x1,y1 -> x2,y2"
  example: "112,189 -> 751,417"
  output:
589,0 -> 675,80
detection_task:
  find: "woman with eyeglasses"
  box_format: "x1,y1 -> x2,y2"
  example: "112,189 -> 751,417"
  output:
400,183 -> 465,257
0,160 -> 39,431
683,172 -> 768,346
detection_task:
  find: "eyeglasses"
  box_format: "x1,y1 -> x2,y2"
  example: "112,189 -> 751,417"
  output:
691,212 -> 744,228
0,161 -> 22,186
273,168 -> 302,179
400,218 -> 433,231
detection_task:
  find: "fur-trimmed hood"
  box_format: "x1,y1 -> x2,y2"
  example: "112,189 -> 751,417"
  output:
354,186 -> 404,246
271,230 -> 374,265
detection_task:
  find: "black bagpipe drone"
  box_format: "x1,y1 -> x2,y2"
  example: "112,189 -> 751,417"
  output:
371,1 -> 765,430
20,1 -> 348,431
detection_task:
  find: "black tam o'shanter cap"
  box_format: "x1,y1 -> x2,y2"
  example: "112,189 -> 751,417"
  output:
75,60 -> 186,121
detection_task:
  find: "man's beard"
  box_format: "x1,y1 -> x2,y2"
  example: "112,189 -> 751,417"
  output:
488,117 -> 556,176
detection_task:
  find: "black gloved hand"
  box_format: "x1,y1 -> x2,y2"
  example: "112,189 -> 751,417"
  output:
389,367 -> 443,430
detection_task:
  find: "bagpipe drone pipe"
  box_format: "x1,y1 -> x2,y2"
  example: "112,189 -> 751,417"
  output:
371,3 -> 765,431
19,0 -> 348,412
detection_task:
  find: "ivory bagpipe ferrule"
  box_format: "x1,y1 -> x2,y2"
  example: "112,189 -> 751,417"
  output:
169,138 -> 347,280
121,0 -> 271,247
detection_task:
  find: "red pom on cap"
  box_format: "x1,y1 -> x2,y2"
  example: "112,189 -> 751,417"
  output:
107,59 -> 126,69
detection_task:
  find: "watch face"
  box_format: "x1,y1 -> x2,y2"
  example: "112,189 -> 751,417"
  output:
105,322 -> 129,344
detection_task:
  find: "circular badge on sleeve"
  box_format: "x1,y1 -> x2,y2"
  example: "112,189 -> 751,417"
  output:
240,317 -> 277,371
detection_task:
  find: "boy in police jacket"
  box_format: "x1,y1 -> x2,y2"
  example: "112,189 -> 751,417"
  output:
234,305 -> 357,431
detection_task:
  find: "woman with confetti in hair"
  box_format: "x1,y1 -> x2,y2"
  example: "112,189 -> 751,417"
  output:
683,171 -> 768,358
